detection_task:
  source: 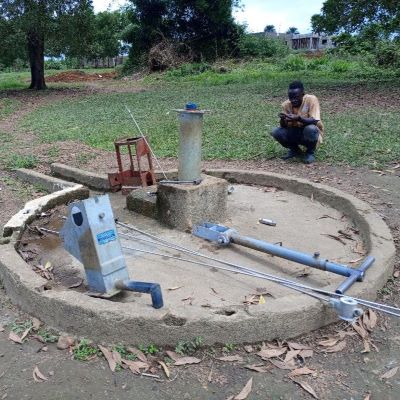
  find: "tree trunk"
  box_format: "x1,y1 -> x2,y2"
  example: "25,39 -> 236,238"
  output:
27,31 -> 46,90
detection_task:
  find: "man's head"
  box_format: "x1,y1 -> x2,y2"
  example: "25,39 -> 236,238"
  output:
288,80 -> 304,107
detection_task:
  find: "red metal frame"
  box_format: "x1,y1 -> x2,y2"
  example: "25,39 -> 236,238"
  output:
108,137 -> 156,194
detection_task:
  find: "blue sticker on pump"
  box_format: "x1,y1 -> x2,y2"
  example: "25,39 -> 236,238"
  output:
97,229 -> 116,245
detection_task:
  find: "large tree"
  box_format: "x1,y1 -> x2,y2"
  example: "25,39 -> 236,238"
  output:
311,0 -> 400,35
125,0 -> 243,68
0,0 -> 94,90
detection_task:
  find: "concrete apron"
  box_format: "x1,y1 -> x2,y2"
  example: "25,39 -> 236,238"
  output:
0,169 -> 395,346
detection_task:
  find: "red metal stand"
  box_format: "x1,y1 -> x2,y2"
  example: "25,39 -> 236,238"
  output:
108,137 -> 156,194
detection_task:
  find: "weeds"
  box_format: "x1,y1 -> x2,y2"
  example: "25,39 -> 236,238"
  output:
10,320 -> 33,334
5,153 -> 38,170
73,339 -> 99,361
175,336 -> 203,355
222,343 -> 237,353
37,329 -> 59,343
114,344 -> 137,360
138,343 -> 159,355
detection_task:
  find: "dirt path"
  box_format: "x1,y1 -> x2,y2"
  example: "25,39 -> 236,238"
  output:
0,82 -> 399,400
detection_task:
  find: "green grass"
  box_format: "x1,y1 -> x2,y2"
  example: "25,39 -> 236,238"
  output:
0,98 -> 20,119
12,61 -> 400,168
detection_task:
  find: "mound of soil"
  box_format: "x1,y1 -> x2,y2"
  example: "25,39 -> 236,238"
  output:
47,70 -> 116,82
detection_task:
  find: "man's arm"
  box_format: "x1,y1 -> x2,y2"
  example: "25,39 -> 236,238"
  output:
279,113 -> 288,127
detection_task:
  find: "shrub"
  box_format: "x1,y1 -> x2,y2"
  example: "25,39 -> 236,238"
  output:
375,41 -> 400,68
280,54 -> 307,71
238,35 -> 288,58
44,59 -> 64,70
329,59 -> 352,73
166,62 -> 211,77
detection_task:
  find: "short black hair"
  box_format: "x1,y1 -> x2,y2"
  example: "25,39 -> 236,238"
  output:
288,80 -> 304,91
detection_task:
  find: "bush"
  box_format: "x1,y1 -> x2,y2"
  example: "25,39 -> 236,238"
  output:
375,41 -> 400,68
329,59 -> 352,73
238,35 -> 288,58
44,59 -> 64,70
166,62 -> 211,77
280,54 -> 307,71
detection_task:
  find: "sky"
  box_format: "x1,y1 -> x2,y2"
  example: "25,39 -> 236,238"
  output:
92,0 -> 325,34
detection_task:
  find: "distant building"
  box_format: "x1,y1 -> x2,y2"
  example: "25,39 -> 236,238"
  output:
265,32 -> 335,51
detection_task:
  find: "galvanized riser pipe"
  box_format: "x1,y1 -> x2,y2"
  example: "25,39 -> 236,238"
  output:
176,106 -> 205,181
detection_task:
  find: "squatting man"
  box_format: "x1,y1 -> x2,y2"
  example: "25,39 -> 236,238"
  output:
271,80 -> 324,164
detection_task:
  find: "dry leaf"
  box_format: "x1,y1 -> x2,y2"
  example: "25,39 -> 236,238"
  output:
218,355 -> 243,362
57,335 -> 74,350
269,359 -> 297,370
32,366 -> 48,382
287,342 -> 312,350
322,340 -> 347,353
244,364 -> 272,373
165,350 -> 180,362
8,331 -> 23,344
349,257 -> 363,264
257,348 -> 287,359
291,379 -> 319,399
321,234 -> 347,245
127,347 -> 148,363
174,357 -> 202,366
20,327 -> 31,341
363,310 -> 378,331
318,338 -> 339,347
284,350 -> 300,363
122,360 -> 149,375
380,366 -> 398,380
157,360 -> 170,378
112,351 -> 122,365
352,322 -> 369,339
362,340 -> 371,353
98,345 -> 116,372
234,377 -> 252,400
167,286 -> 183,291
31,318 -> 41,331
288,367 -> 316,377
299,349 -> 314,359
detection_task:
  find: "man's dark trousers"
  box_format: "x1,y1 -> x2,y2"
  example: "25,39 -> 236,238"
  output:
271,124 -> 319,153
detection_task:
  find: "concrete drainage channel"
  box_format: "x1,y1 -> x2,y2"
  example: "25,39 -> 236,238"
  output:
0,165 -> 396,346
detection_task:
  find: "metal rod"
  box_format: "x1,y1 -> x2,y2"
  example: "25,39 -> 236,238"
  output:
125,106 -> 168,180
117,221 -> 400,318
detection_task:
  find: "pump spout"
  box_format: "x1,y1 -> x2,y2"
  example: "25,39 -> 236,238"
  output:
116,280 -> 164,309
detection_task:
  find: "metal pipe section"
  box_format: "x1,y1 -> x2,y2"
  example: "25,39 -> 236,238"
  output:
116,280 -> 164,309
175,104 -> 205,181
230,233 -> 374,287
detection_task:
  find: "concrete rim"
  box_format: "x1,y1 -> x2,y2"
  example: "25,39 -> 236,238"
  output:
0,168 -> 395,346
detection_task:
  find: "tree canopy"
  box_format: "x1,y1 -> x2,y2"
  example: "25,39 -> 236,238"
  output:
125,0 -> 243,69
264,25 -> 276,33
311,0 -> 400,35
286,27 -> 299,35
0,0 -> 95,89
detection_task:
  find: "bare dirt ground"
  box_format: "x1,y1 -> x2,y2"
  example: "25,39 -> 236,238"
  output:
0,80 -> 399,400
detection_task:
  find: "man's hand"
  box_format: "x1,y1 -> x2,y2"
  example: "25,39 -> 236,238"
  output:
284,113 -> 301,121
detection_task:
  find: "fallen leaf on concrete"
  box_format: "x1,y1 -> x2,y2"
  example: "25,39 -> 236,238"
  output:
348,257 -> 363,264
244,364 -> 272,373
8,331 -> 23,344
30,318 -> 41,331
244,345 -> 253,353
217,355 -> 243,362
165,350 -> 180,362
299,349 -> 314,359
98,345 -> 116,372
322,340 -> 347,353
112,351 -> 122,365
363,310 -> 378,331
122,360 -> 149,375
127,347 -> 147,363
57,335 -> 74,350
157,360 -> 170,378
20,327 -> 31,341
234,377 -> 252,400
353,241 -> 366,255
337,330 -> 357,340
318,338 -> 339,347
257,348 -> 287,359
284,350 -> 300,363
181,296 -> 194,305
288,367 -> 316,378
174,357 -> 202,366
393,270 -> 400,278
287,342 -> 312,350
318,215 -> 338,220
380,367 -> 398,380
352,322 -> 369,339
268,359 -> 297,370
362,340 -> 371,353
32,366 -> 48,382
167,286 -> 183,291
290,379 -> 318,399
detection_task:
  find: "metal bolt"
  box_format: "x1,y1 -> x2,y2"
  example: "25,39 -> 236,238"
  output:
99,212 -> 105,219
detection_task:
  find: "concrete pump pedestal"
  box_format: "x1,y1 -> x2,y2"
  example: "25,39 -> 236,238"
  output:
157,174 -> 228,231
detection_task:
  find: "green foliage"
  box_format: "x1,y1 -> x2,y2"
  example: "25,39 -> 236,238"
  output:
175,336 -> 203,355
311,0 -> 400,35
280,54 -> 307,71
286,27 -> 299,35
238,35 -> 288,59
73,339 -> 98,361
10,320 -> 33,334
113,344 -> 137,360
5,154 -> 38,170
375,41 -> 400,68
166,63 -> 211,77
37,329 -> 59,343
222,343 -> 237,352
126,0 -> 243,69
138,343 -> 159,354
0,98 -> 20,120
44,59 -> 64,70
